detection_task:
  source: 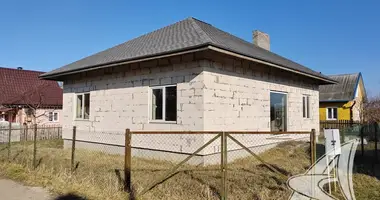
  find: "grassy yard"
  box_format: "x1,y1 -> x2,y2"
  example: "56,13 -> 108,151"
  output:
0,140 -> 379,200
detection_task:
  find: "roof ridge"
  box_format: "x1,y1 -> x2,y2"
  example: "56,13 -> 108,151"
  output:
188,17 -> 212,26
188,18 -> 213,43
0,67 -> 45,74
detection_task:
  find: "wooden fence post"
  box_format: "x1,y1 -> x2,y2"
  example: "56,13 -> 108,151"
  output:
310,129 -> 316,164
71,126 -> 76,173
221,131 -> 227,200
25,125 -> 28,141
58,126 -> 61,138
124,129 -> 131,192
33,124 -> 37,169
8,117 -> 12,161
341,128 -> 346,144
374,122 -> 378,163
360,126 -> 364,157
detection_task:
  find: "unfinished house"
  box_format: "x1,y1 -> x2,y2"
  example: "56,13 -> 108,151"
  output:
41,17 -> 335,164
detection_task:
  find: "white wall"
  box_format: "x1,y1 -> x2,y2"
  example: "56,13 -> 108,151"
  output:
201,60 -> 319,132
61,51 -> 320,163
62,55 -> 207,155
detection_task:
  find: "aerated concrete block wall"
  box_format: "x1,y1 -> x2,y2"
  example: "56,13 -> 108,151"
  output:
62,54 -> 211,163
61,51 -> 320,165
199,53 -> 319,158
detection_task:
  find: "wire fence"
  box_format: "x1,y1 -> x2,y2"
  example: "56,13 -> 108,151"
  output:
0,126 -> 315,200
128,130 -> 313,200
317,122 -> 380,180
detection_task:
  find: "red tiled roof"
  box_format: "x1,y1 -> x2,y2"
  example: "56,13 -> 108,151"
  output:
0,67 -> 62,107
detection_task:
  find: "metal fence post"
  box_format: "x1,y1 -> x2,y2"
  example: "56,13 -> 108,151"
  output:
221,131 -> 227,200
310,129 -> 316,164
71,126 -> 76,173
124,129 -> 131,192
33,124 -> 37,169
8,117 -> 12,161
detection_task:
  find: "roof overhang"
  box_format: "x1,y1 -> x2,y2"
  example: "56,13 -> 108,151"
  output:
207,46 -> 337,84
40,45 -> 211,80
41,45 -> 337,84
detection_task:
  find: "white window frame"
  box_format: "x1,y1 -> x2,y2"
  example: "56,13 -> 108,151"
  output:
326,107 -> 338,120
75,92 -> 90,120
269,91 -> 288,132
48,111 -> 59,122
302,95 -> 310,119
149,85 -> 177,123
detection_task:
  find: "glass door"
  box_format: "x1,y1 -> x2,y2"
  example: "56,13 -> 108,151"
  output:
270,92 -> 287,132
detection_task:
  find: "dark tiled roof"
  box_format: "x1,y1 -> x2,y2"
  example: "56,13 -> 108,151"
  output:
41,17 -> 334,83
0,67 -> 63,106
319,73 -> 361,102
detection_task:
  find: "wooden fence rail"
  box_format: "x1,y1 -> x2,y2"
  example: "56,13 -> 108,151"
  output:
320,120 -> 361,130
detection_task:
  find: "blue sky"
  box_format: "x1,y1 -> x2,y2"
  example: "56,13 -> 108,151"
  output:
1,1 -> 379,94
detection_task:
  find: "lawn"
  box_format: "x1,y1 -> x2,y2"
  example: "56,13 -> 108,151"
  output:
0,140 -> 379,200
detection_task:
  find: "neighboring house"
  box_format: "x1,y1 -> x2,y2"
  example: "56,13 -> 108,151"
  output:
0,67 -> 63,126
41,17 -> 335,163
319,73 -> 366,121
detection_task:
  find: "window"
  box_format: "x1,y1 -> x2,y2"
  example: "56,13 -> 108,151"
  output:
303,95 -> 310,118
326,108 -> 338,120
76,93 -> 90,119
48,112 -> 59,122
270,92 -> 287,132
151,85 -> 177,122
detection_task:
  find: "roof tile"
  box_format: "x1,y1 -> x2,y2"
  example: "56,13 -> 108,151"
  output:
41,17 -> 334,83
319,73 -> 361,102
0,67 -> 62,106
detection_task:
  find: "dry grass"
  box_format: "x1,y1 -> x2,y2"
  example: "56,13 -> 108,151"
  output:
0,140 -> 379,200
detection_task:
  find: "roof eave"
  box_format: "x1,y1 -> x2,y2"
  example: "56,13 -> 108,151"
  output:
40,44 -> 211,80
351,72 -> 363,100
41,44 -> 337,85
207,45 -> 337,84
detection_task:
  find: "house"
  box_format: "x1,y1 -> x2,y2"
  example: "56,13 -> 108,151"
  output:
0,67 -> 63,126
319,73 -> 366,122
41,17 -> 335,163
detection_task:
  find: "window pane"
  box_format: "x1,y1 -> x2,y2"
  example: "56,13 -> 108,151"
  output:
48,112 -> 53,121
328,108 -> 332,119
165,86 -> 177,121
270,92 -> 287,131
84,93 -> 90,119
333,108 -> 338,119
54,112 -> 58,121
302,97 -> 306,118
306,96 -> 310,118
76,95 -> 83,118
152,89 -> 163,120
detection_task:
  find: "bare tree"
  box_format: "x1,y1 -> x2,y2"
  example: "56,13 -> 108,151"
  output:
6,82 -> 59,126
361,95 -> 380,123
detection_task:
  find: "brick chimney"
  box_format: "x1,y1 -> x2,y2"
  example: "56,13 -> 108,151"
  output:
253,30 -> 270,51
